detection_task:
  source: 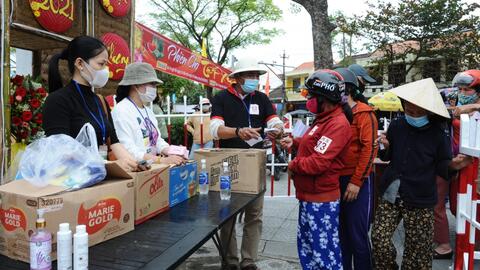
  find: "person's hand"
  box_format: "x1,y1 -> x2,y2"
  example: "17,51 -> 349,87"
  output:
378,133 -> 389,149
343,183 -> 360,202
280,137 -> 293,150
136,161 -> 151,172
238,127 -> 261,141
450,154 -> 474,170
454,104 -> 480,118
159,155 -> 186,166
267,126 -> 284,140
116,158 -> 139,172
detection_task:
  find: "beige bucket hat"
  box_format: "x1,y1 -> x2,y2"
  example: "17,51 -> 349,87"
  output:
228,57 -> 267,78
119,62 -> 163,86
389,78 -> 450,118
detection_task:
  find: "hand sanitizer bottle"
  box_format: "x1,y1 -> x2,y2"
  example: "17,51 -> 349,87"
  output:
30,209 -> 52,270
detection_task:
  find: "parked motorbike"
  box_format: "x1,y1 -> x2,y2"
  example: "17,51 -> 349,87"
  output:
263,139 -> 287,181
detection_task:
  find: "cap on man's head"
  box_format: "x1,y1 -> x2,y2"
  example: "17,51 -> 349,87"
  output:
348,64 -> 376,84
228,57 -> 267,79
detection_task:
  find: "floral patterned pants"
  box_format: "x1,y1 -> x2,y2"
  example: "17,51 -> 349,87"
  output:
297,200 -> 343,270
371,199 -> 434,270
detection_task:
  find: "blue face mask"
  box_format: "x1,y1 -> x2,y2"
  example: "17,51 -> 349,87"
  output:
241,79 -> 259,93
405,114 -> 429,128
458,93 -> 478,106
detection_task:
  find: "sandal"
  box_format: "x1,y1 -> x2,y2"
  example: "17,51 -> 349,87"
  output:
433,249 -> 453,260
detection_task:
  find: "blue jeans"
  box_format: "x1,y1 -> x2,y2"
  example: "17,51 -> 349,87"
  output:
297,200 -> 343,270
189,141 -> 214,159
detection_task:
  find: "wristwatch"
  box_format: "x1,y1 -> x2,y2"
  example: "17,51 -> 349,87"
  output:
235,127 -> 241,137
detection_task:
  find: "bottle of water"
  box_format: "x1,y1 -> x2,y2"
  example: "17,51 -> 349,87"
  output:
199,159 -> 209,195
220,162 -> 231,200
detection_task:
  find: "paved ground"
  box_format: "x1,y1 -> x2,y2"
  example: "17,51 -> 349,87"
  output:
176,172 -> 475,270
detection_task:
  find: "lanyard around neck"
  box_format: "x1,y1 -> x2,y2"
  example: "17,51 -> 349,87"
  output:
73,80 -> 106,144
127,97 -> 158,142
241,94 -> 253,128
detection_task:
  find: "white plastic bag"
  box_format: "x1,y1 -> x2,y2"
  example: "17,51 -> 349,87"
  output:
75,123 -> 99,154
17,124 -> 106,189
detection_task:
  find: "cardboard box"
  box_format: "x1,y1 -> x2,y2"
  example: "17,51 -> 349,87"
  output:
194,149 -> 266,194
0,163 -> 135,263
132,164 -> 170,225
169,162 -> 198,207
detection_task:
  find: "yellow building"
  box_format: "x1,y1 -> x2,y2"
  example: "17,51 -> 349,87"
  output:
285,61 -> 314,102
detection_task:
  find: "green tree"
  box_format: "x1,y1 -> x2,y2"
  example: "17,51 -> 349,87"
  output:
330,11 -> 362,66
359,0 -> 480,85
148,0 -> 282,98
157,72 -> 203,105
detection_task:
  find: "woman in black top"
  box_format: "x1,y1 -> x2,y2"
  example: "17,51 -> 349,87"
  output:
43,36 -> 140,172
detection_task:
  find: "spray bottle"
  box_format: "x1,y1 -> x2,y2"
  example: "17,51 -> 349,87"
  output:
30,209 -> 52,270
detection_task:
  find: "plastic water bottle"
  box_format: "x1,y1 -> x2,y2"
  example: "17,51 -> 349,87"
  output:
220,162 -> 231,200
199,159 -> 209,195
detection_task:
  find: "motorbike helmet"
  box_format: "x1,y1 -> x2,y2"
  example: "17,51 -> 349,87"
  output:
303,69 -> 345,103
348,64 -> 376,84
452,70 -> 480,92
335,68 -> 359,88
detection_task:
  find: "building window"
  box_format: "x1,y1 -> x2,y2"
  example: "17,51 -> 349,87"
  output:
422,60 -> 441,82
292,78 -> 301,90
388,64 -> 406,87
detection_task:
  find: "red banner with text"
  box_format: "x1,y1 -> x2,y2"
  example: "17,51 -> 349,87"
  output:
134,23 -> 232,89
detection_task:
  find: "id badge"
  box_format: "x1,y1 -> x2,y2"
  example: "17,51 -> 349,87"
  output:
99,145 -> 108,160
250,104 -> 259,115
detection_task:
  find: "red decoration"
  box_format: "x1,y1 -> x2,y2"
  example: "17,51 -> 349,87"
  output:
99,0 -> 131,18
135,23 -> 233,89
29,0 -> 74,33
10,75 -> 48,144
101,33 -> 131,81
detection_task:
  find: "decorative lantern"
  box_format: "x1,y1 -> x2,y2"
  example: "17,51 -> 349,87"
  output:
29,0 -> 75,33
99,0 -> 131,18
101,33 -> 131,81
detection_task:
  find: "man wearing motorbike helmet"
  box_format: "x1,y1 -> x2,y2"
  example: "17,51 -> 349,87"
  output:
280,69 -> 352,270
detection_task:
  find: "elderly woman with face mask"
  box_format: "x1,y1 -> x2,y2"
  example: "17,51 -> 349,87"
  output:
371,79 -> 460,270
111,62 -> 185,166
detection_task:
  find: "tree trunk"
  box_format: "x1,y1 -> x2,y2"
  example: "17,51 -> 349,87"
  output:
294,0 -> 335,70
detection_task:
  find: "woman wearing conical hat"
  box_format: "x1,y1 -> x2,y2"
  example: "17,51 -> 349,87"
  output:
371,78 -> 467,269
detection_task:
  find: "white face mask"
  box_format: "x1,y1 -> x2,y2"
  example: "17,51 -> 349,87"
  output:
202,105 -> 211,113
137,86 -> 157,104
80,61 -> 109,89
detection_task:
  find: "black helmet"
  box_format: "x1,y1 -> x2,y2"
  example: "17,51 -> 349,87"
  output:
348,64 -> 376,84
304,69 -> 345,103
335,68 -> 359,88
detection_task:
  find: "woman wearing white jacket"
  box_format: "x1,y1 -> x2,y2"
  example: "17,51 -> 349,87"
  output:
112,62 -> 184,165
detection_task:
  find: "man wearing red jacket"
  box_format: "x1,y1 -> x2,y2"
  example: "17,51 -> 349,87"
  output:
281,70 -> 352,270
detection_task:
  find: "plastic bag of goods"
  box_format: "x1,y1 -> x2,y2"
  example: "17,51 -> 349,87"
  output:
17,124 -> 106,189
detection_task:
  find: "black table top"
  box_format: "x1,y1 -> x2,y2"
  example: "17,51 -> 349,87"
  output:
0,191 -> 261,270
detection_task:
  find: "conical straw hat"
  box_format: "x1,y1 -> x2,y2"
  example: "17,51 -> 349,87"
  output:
388,78 -> 450,119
